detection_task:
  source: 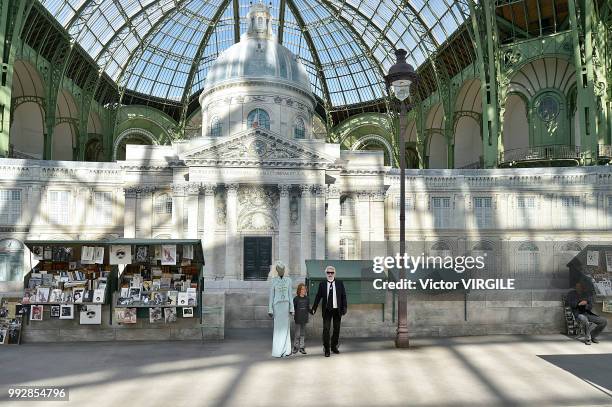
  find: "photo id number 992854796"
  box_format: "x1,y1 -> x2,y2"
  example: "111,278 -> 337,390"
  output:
7,386 -> 69,401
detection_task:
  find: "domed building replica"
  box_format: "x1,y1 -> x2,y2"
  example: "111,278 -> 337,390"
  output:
115,3 -> 386,289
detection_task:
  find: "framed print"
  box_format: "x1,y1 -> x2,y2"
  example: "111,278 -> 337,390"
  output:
115,308 -> 137,324
161,245 -> 177,265
110,245 -> 132,265
72,288 -> 85,304
149,307 -> 163,323
164,307 -> 177,323
79,305 -> 102,325
135,246 -> 148,263
59,304 -> 74,320
30,305 -> 43,321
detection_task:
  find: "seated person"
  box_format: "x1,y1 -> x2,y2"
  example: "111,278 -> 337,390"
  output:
567,281 -> 607,345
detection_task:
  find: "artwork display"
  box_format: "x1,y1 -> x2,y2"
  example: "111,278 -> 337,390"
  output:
31,246 -> 43,261
115,308 -> 137,324
30,305 -> 43,321
73,288 -> 85,303
59,304 -> 74,320
164,307 -> 177,323
79,305 -> 102,325
36,287 -> 50,303
587,251 -> 600,266
135,246 -> 148,263
182,307 -> 194,318
149,307 -> 163,323
110,245 -> 132,265
50,306 -> 60,318
161,245 -> 177,265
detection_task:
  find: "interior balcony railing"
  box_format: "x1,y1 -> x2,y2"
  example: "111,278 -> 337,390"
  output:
498,144 -> 581,167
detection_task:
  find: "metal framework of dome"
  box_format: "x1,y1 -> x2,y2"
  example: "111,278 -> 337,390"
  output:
39,0 -> 470,108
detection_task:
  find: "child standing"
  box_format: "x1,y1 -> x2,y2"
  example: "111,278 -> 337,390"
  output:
292,283 -> 310,354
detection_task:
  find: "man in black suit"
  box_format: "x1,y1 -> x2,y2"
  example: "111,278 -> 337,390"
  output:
310,265 -> 347,357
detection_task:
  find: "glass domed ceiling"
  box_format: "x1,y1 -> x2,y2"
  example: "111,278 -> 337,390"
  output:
41,0 -> 470,107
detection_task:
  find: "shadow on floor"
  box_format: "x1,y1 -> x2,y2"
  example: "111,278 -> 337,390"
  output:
539,353 -> 612,396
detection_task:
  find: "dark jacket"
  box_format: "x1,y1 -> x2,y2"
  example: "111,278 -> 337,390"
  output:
567,289 -> 597,319
311,280 -> 347,317
293,296 -> 310,324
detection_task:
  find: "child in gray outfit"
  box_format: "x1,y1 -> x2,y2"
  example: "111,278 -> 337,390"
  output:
292,283 -> 309,354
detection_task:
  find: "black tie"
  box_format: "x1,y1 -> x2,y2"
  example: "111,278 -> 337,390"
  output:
327,282 -> 333,310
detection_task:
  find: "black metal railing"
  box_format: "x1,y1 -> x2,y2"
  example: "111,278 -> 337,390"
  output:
499,144 -> 581,164
598,144 -> 612,159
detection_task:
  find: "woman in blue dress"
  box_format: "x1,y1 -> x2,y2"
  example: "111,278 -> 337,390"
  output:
268,261 -> 294,357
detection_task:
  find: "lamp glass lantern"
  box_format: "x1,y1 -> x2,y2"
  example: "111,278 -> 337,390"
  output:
384,49 -> 416,102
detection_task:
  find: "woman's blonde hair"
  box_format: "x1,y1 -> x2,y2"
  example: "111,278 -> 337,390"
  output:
296,283 -> 307,296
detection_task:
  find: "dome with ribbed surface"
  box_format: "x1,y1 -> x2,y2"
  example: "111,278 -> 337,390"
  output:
204,4 -> 311,95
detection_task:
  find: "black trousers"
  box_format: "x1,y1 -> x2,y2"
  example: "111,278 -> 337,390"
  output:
322,308 -> 342,351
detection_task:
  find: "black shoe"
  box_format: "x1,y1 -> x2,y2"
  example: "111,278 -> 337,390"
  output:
331,347 -> 340,354
585,339 -> 592,345
299,348 -> 307,354
324,350 -> 330,357
292,347 -> 298,354
591,338 -> 600,344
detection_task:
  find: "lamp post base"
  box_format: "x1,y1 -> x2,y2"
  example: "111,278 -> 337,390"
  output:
395,330 -> 410,348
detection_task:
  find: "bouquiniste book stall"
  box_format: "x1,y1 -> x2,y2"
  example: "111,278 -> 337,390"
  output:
111,239 -> 204,326
22,240 -> 118,330
19,239 -> 205,342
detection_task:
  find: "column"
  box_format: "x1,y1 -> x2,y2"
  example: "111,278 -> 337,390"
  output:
326,185 -> 340,260
300,184 -> 312,276
356,192 -> 370,258
225,184 -> 239,279
123,187 -> 137,238
186,182 -> 200,239
74,187 -> 88,227
29,185 -> 44,226
314,185 -> 326,259
202,184 -> 217,279
171,184 -> 187,238
371,189 -> 386,242
278,184 -> 291,267
138,187 -> 154,238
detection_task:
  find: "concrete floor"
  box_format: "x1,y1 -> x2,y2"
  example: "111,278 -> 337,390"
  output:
1,330 -> 612,407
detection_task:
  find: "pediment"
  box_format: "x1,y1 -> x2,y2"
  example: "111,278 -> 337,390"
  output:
181,129 -> 337,167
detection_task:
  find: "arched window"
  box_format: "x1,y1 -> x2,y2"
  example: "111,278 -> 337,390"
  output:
340,196 -> 355,217
210,116 -> 222,137
0,239 -> 23,282
247,108 -> 270,130
518,242 -> 540,275
294,117 -> 305,139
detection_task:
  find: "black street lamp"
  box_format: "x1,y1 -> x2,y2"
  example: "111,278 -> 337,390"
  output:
385,49 -> 417,348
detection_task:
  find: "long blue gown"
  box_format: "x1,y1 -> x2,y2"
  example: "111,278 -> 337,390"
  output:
268,276 -> 294,357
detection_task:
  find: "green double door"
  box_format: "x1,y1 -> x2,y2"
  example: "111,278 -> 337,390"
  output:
243,236 -> 272,281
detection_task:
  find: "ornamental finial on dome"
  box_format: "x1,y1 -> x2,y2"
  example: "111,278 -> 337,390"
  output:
246,1 -> 273,40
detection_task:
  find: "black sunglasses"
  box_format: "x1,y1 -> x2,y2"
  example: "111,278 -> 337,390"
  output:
326,271 -> 335,275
